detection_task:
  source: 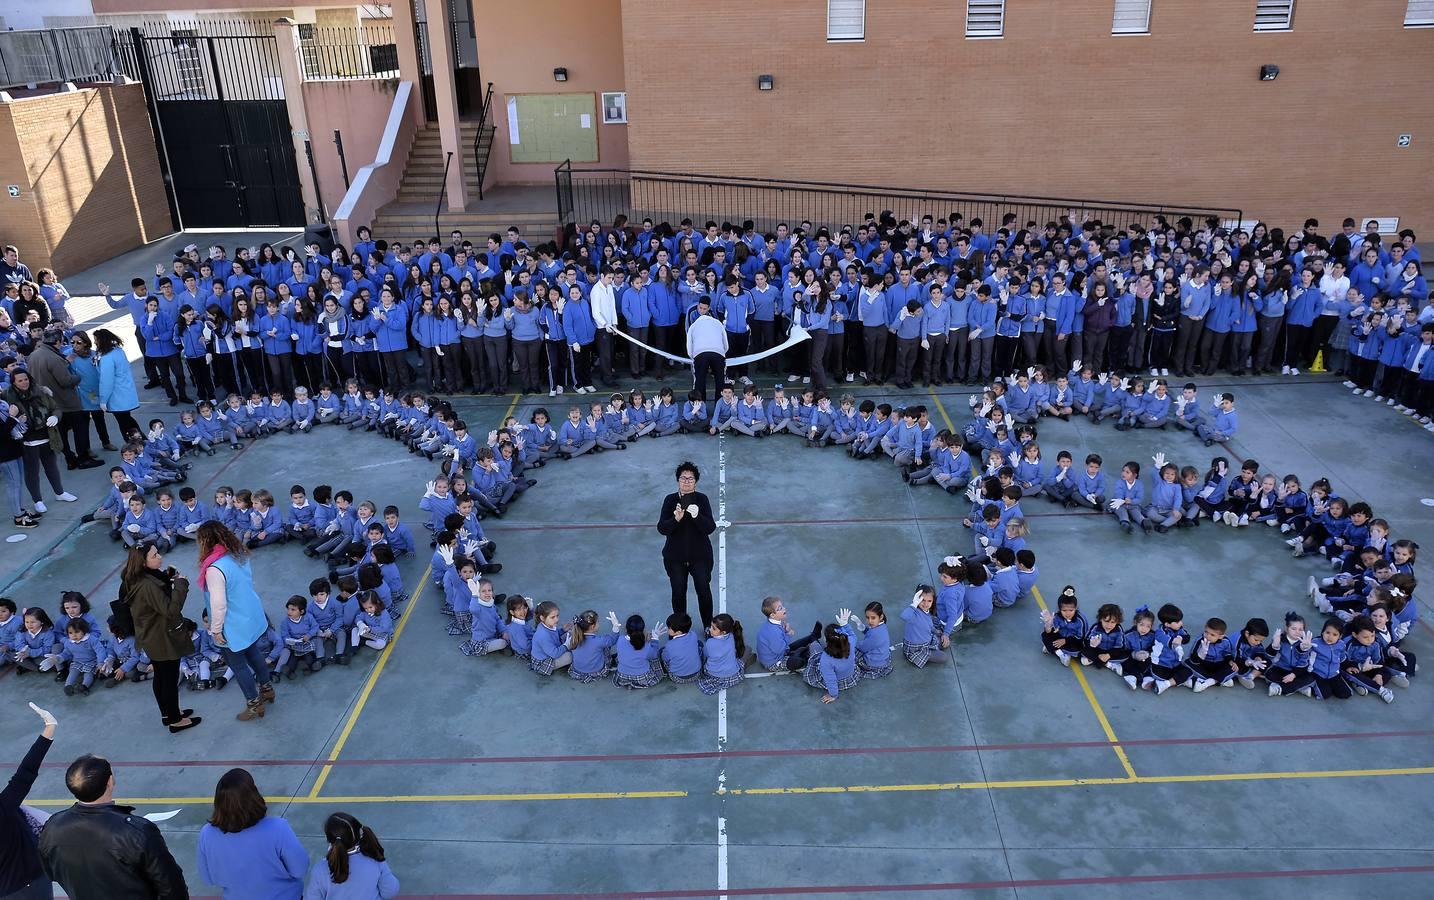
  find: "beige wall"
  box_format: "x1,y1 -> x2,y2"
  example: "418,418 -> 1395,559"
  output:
302,76 -> 401,219
619,0 -> 1434,237
0,82 -> 171,276
92,0 -> 356,13
474,0 -> 628,187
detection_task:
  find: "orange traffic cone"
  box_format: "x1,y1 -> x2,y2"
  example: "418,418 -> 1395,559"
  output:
1310,351 -> 1326,374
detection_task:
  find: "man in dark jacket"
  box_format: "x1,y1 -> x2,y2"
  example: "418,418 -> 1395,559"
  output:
37,755 -> 188,900
26,324 -> 100,469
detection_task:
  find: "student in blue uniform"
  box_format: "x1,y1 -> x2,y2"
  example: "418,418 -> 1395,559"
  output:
756,596 -> 823,673
529,600 -> 573,675
1108,461 -> 1145,534
1174,616 -> 1238,692
1145,603 -> 1191,695
567,609 -> 621,684
697,613 -> 746,695
613,614 -> 664,689
1081,603 -> 1129,675
901,586 -> 944,667
800,623 -> 858,703
660,612 -> 703,684
1040,587 -> 1088,665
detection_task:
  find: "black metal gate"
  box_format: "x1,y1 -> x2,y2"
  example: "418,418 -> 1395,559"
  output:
119,25 -> 304,228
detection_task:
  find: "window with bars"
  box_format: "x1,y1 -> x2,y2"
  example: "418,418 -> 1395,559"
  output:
1112,0 -> 1151,34
1407,0 -> 1434,26
966,0 -> 1005,37
1253,0 -> 1295,31
827,0 -> 865,40
296,22 -> 320,78
170,29 -> 206,97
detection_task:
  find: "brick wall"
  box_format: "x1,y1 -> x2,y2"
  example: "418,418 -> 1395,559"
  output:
619,0 -> 1434,236
0,82 -> 172,277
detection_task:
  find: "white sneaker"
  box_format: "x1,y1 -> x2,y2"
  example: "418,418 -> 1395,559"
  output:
1379,687 -> 1395,704
1363,390 -> 1374,397
1161,368 -> 1170,377
740,376 -> 753,385
1396,405 -> 1409,413
1342,380 -> 1356,389
1124,674 -> 1138,690
802,377 -> 811,384
1268,683 -> 1282,696
1265,518 -> 1279,527
1386,398 -> 1396,406
1375,395 -> 1386,403
844,374 -> 854,383
1154,678 -> 1173,695
1297,685 -> 1314,698
1237,515 -> 1249,527
1350,681 -> 1368,697
549,389 -> 557,397
1238,674 -> 1255,689
1057,650 -> 1072,667
1419,417 -> 1430,425
1280,523 -> 1293,534
1192,677 -> 1215,693
57,492 -> 77,502
858,372 -> 867,380
1281,366 -> 1291,375
1289,368 -> 1299,375
1351,387 -> 1363,394
1307,576 -> 1319,602
1105,661 -> 1123,673
1391,673 -> 1410,688
1079,655 -> 1092,666
788,375 -> 799,382
34,501 -> 47,513
1150,367 -> 1159,377
1222,511 -> 1237,526
555,385 -> 564,394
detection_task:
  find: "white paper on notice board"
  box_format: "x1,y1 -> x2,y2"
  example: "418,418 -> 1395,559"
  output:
579,114 -> 592,129
507,97 -> 520,144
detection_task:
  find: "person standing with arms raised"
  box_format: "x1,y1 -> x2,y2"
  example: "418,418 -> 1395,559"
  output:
657,461 -> 717,629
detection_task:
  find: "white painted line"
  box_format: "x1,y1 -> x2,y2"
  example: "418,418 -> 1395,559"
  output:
716,431 -> 730,900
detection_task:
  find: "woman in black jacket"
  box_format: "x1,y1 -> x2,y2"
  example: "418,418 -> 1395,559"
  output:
656,460 -> 717,629
0,702 -> 57,900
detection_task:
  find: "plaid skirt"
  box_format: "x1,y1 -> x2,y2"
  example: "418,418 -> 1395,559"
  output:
698,661 -> 746,695
802,655 -> 860,693
458,637 -> 498,657
903,633 -> 941,668
286,640 -> 316,657
445,613 -> 472,636
613,662 -> 664,689
856,651 -> 894,680
569,663 -> 612,684
529,654 -> 562,676
70,661 -> 97,676
667,667 -> 701,684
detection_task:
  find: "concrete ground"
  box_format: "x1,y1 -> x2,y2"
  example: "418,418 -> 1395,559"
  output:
2,367 -> 1431,897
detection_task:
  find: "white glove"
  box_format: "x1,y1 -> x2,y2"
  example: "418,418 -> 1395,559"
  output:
605,324 -> 617,334
323,520 -> 339,535
1098,373 -> 1109,385
1056,468 -> 1068,482
127,524 -> 141,533
1108,498 -> 1124,510
911,590 -> 925,609
650,624 -> 668,641
978,535 -> 990,547
1196,639 -> 1208,660
1072,359 -> 1082,372
466,576 -> 481,595
1152,452 -> 1167,468
921,339 -> 929,350
29,702 -> 57,727
968,395 -> 980,409
968,327 -> 981,340
686,504 -> 699,518
146,311 -> 156,325
606,610 -> 621,631
571,343 -> 581,353
837,607 -> 852,626
435,346 -> 445,357
1198,486 -> 1216,499
424,480 -> 437,498
899,308 -> 909,321
487,430 -> 499,444
1039,609 -> 1054,628
1361,658 -> 1378,672
1007,451 -> 1020,467
1089,633 -> 1101,648
45,415 -> 58,427
1085,493 -> 1097,505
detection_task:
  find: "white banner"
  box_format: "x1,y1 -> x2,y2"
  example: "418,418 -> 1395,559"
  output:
609,324 -> 812,368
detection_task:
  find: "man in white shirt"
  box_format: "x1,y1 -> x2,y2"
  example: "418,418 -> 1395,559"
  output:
589,266 -> 619,386
686,297 -> 729,408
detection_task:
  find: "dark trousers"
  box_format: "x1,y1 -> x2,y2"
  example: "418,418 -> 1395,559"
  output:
862,324 -> 886,380
110,410 -> 140,440
595,330 -> 615,382
380,350 -> 407,390
1309,316 -> 1339,367
151,657 -> 183,724
1283,324 -> 1312,369
545,340 -> 568,390
237,348 -> 265,394
1173,316 -> 1203,374
186,356 -> 216,403
1084,330 -> 1110,375
484,334 -> 510,392
728,330 -> 750,379
692,351 -> 726,407
58,410 -> 92,462
1197,327 -> 1228,374
1148,329 -> 1175,370
665,556 -> 714,629
514,338 -> 542,391
20,443 -> 64,502
571,344 -> 593,389
461,335 -> 484,390
751,320 -> 776,373
265,352 -> 293,398
893,336 -> 920,385
149,354 -> 184,400
924,333 -> 948,383
1254,316 -> 1284,372
948,327 -> 969,381
653,324 -> 677,375
135,326 -> 159,384
626,324 -> 650,376
1108,326 -> 1133,373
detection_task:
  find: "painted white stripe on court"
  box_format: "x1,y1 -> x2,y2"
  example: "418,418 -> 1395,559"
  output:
716,433 -> 730,899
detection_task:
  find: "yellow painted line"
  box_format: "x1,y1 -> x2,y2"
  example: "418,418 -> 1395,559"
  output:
308,393 -> 521,799
28,765 -> 1434,808
1031,586 -> 1139,780
928,388 -> 957,432
307,570 -> 430,798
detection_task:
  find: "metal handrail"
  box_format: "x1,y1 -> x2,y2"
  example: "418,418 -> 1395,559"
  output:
470,80 -> 494,200
434,150 -> 452,239
554,166 -> 1243,227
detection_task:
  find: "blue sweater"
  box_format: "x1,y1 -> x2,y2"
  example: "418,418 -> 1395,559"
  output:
661,631 -> 703,677
196,817 -> 308,900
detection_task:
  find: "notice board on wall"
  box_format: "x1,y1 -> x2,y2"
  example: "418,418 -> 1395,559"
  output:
506,92 -> 599,164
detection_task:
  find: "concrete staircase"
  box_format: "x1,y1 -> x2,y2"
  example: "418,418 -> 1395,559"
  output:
370,121 -> 560,244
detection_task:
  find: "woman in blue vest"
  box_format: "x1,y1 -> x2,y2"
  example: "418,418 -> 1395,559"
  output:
198,521 -> 275,722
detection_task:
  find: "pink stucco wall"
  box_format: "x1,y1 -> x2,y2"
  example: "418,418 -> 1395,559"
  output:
301,77 -> 401,219
474,0 -> 628,186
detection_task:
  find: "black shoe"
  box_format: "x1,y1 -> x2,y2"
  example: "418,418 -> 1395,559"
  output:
168,398 -> 179,407
64,684 -> 76,696
12,514 -> 38,528
143,380 -> 162,390
77,456 -> 105,469
810,621 -> 823,639
168,716 -> 203,734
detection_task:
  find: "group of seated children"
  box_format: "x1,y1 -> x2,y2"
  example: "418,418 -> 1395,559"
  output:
1040,582 -> 1418,702
0,595 -> 150,695
964,367 -> 1239,450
